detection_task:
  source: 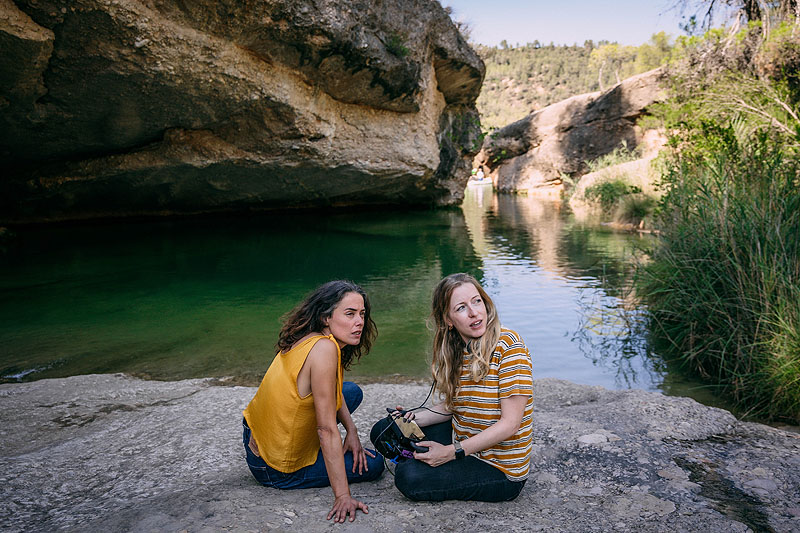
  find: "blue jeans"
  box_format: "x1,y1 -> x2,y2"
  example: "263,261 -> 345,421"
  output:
370,418 -> 526,502
243,381 -> 384,489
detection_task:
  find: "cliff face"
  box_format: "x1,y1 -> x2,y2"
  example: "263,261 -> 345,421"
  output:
0,0 -> 484,223
474,68 -> 666,194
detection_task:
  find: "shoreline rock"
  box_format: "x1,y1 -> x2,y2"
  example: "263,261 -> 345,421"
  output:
2,374 -> 798,532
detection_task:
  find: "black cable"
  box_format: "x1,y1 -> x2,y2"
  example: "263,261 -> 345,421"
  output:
377,380 -> 451,473
399,381 -> 449,417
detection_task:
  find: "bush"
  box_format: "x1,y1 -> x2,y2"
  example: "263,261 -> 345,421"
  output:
613,194 -> 655,226
757,21 -> 800,101
584,178 -> 641,213
640,131 -> 800,422
385,33 -> 409,58
585,141 -> 642,173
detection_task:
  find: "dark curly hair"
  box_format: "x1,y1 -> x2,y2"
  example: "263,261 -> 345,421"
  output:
276,280 -> 377,370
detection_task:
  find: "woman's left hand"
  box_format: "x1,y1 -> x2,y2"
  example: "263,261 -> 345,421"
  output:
412,440 -> 454,467
342,431 -> 375,474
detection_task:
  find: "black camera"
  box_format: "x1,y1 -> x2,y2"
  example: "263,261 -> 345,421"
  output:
370,414 -> 428,462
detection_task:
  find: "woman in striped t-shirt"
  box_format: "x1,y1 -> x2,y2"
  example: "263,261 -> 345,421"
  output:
375,273 -> 533,501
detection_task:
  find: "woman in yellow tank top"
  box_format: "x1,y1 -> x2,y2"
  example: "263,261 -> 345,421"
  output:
242,280 -> 384,523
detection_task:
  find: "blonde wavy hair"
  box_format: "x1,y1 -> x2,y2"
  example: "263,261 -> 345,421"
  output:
429,273 -> 501,410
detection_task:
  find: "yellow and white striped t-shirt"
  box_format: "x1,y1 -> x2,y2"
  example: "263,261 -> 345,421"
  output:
452,327 -> 533,481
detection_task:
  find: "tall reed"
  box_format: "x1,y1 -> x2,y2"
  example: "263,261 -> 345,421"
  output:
640,132 -> 800,422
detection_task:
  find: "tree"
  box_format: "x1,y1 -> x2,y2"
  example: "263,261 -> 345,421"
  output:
673,0 -> 799,29
673,0 -> 755,28
590,44 -> 637,89
781,0 -> 799,18
635,32 -> 674,72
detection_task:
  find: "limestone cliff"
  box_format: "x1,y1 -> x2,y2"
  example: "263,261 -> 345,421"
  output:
474,68 -> 666,194
0,0 -> 484,223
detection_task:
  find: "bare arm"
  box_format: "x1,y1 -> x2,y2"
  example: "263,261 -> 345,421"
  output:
337,397 -> 374,475
336,401 -> 356,434
414,394 -> 527,467
308,340 -> 368,522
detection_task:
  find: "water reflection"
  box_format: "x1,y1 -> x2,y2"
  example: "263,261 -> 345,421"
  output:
0,209 -> 482,384
461,189 -> 663,391
1,190 -> 674,396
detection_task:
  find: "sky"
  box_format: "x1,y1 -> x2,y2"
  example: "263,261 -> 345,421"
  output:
442,0 -> 725,47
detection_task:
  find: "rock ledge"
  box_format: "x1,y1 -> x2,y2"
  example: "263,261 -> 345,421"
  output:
1,374 -> 798,532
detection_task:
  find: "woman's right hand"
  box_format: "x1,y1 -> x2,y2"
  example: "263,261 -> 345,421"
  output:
327,495 -> 369,523
412,440 -> 455,467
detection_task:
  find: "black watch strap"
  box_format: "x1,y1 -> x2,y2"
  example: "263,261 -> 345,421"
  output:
453,440 -> 466,460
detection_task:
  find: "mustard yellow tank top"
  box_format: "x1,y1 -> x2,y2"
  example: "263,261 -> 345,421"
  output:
242,334 -> 343,473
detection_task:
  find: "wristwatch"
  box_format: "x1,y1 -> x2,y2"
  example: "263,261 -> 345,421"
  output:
453,439 -> 466,460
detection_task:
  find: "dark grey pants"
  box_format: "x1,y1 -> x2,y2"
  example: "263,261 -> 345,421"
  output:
370,418 -> 526,502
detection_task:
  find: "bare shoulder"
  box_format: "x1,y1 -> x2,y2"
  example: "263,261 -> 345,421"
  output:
306,337 -> 339,369
290,332 -> 327,351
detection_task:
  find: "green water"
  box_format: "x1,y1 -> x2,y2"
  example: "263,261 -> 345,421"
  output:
0,188 -> 717,402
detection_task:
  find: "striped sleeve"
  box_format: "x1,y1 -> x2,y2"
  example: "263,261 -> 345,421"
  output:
497,330 -> 532,399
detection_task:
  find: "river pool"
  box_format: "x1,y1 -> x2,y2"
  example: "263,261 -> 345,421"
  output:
0,187 -> 721,407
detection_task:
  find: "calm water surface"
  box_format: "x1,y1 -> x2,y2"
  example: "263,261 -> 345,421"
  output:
0,187 -> 717,405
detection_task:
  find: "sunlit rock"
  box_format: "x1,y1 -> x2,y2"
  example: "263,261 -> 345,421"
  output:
0,0 -> 484,223
475,68 -> 667,194
2,375 -> 798,531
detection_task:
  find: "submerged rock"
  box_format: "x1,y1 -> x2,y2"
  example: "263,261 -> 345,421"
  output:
1,374 -> 798,532
0,0 -> 484,223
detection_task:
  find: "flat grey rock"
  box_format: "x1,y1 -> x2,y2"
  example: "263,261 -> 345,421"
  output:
2,374 -> 799,532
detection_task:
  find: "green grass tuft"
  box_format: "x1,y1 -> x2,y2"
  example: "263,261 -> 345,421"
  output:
584,178 -> 642,213
613,194 -> 656,226
585,141 -> 642,173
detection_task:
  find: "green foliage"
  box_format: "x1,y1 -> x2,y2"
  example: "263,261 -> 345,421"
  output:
758,21 -> 800,102
639,25 -> 800,421
576,142 -> 651,220
584,179 -> 642,213
642,134 -> 800,422
651,21 -> 800,150
636,17 -> 800,421
613,194 -> 656,225
589,43 -> 637,89
490,148 -> 509,163
585,141 -> 642,172
475,42 -> 601,130
635,32 -> 674,72
385,33 -> 409,57
475,34 -> 676,131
